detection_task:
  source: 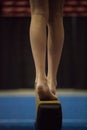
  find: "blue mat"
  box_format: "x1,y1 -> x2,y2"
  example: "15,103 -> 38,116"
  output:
0,95 -> 87,130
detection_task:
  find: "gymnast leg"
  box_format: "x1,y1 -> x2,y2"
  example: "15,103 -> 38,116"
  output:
29,0 -> 57,100
47,0 -> 64,95
30,1 -> 63,129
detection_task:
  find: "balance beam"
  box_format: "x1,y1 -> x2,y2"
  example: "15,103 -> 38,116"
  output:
36,98 -> 62,130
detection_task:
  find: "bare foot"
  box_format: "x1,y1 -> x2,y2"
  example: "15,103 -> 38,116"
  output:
35,80 -> 57,100
47,78 -> 57,95
49,87 -> 56,95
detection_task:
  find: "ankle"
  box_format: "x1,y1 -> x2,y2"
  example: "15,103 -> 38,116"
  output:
36,77 -> 47,85
47,77 -> 57,87
35,74 -> 46,83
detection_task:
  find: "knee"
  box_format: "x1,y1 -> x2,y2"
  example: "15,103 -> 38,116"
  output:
48,12 -> 63,25
48,1 -> 64,25
31,11 -> 49,23
30,0 -> 49,23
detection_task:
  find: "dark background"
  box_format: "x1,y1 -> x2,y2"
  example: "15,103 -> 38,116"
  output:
0,0 -> 87,89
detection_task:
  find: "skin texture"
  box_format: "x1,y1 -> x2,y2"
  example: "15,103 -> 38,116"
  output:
30,0 -> 64,100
